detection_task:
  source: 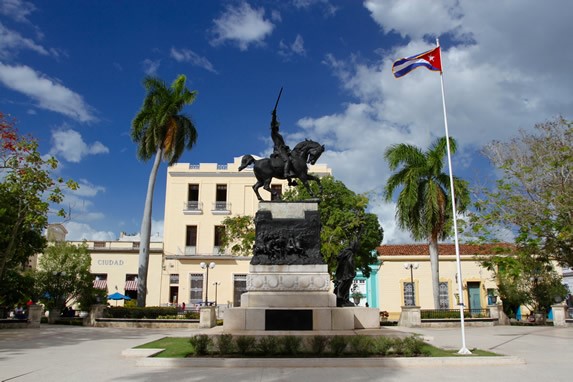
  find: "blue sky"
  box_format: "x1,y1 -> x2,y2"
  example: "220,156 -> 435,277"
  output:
1,0 -> 572,243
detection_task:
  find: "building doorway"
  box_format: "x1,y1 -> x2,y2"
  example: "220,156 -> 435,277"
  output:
467,282 -> 482,315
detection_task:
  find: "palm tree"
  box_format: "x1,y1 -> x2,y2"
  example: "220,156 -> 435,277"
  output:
384,137 -> 469,309
131,75 -> 198,307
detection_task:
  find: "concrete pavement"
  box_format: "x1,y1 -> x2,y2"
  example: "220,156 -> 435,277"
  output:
1,324 -> 571,381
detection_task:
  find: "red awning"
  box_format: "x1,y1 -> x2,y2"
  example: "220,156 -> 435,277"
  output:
93,279 -> 107,289
124,280 -> 138,291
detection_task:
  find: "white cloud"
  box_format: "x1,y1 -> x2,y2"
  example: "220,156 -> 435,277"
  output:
142,58 -> 160,75
279,34 -> 306,58
50,128 -> 109,163
63,221 -> 116,241
0,22 -> 55,59
0,0 -> 36,23
292,0 -> 337,16
74,178 -> 106,198
295,0 -> 573,243
170,47 -> 217,73
364,0 -> 462,40
0,63 -> 96,122
78,220 -> 163,242
368,196 -> 413,244
210,1 -> 274,51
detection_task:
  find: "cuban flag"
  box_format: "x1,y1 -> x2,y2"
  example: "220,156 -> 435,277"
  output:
392,47 -> 442,79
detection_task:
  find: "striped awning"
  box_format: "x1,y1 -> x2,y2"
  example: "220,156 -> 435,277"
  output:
93,279 -> 107,289
124,280 -> 138,291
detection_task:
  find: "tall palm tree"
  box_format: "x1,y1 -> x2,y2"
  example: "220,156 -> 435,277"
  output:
131,74 -> 198,307
384,137 -> 469,309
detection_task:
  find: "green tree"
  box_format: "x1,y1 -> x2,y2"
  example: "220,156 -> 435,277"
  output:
0,113 -> 77,314
473,117 -> 573,269
284,175 -> 384,277
384,137 -> 470,309
480,248 -> 568,317
220,215 -> 256,257
131,75 -> 198,307
36,241 -> 94,322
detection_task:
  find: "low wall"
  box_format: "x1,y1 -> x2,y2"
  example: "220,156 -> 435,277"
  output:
95,318 -> 199,329
421,318 -> 497,328
0,319 -> 29,329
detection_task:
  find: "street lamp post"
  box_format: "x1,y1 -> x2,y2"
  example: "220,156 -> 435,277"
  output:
200,262 -> 215,306
213,282 -> 221,306
403,263 -> 419,306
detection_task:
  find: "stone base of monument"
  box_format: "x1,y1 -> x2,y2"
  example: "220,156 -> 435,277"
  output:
223,264 -> 380,331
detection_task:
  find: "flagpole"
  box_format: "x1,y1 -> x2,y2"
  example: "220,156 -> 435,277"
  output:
436,38 -> 471,355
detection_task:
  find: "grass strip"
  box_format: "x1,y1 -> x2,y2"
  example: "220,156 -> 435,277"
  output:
135,337 -> 194,358
135,337 -> 501,359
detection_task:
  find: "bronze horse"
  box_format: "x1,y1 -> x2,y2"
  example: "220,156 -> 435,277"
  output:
239,139 -> 325,201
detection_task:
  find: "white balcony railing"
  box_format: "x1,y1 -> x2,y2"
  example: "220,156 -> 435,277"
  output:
184,201 -> 203,212
212,202 -> 231,214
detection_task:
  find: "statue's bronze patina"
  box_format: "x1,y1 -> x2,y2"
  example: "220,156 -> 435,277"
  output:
333,239 -> 359,307
239,88 -> 325,201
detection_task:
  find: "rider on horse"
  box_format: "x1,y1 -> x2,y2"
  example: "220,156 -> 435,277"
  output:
271,109 -> 293,179
270,87 -> 294,181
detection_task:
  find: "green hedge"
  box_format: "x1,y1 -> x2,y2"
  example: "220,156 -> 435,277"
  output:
186,334 -> 429,357
105,306 -> 178,319
421,310 -> 471,319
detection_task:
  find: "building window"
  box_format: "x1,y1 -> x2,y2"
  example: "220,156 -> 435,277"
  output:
190,273 -> 204,305
169,274 -> 179,284
270,184 -> 282,201
92,274 -> 107,290
125,274 -> 138,300
94,241 -> 106,249
233,274 -> 248,307
187,184 -> 200,210
214,225 -> 225,254
185,225 -> 197,255
215,184 -> 227,210
439,282 -> 449,309
403,282 -> 415,306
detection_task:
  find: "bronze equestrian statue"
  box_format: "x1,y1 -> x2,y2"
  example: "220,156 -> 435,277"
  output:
239,88 -> 325,201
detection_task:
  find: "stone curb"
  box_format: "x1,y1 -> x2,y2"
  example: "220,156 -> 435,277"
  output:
122,348 -> 164,358
129,351 -> 525,368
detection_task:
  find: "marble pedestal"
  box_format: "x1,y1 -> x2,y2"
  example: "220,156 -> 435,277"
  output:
223,264 -> 379,331
223,201 -> 379,331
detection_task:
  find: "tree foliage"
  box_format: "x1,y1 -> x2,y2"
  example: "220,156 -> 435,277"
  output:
384,136 -> 470,243
36,241 -> 95,314
220,215 -> 256,257
472,117 -> 573,269
384,136 -> 470,308
0,113 -> 77,311
283,175 -> 384,277
131,75 -> 198,307
480,248 -> 568,316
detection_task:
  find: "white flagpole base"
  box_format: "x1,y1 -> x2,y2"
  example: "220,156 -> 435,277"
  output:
458,347 -> 472,355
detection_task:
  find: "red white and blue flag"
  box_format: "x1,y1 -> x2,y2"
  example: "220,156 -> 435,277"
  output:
392,46 -> 442,78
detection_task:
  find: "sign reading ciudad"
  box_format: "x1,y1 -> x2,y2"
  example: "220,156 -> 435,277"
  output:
97,259 -> 124,266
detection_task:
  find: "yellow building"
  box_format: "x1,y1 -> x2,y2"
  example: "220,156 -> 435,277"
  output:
375,244 -> 505,319
87,238 -> 163,303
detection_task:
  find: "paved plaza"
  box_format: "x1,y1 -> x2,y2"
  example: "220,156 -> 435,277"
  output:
1,324 -> 571,382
